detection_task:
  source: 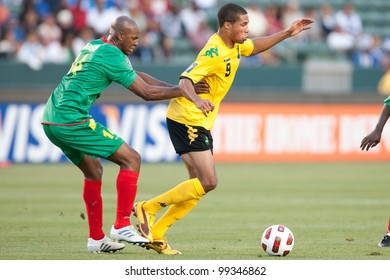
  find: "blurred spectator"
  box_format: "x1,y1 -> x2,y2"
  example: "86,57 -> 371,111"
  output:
21,0 -> 51,19
33,0 -> 51,17
45,31 -> 73,64
124,0 -> 147,32
16,29 -> 45,70
5,17 -> 25,44
188,18 -> 213,52
193,0 -> 217,11
261,4 -> 285,64
334,2 -> 362,37
0,1 -> 10,27
319,3 -> 336,39
140,0 -> 166,32
0,28 -> 17,59
72,26 -> 94,55
301,6 -> 321,42
86,0 -> 120,37
241,3 -> 269,65
180,0 -> 208,36
326,25 -> 355,57
37,13 -> 62,45
2,0 -> 23,17
264,4 -> 283,35
122,0 -> 154,63
56,8 -> 74,34
20,7 -> 39,35
140,0 -> 170,17
246,3 -> 268,38
282,0 -> 303,29
383,38 -> 390,53
45,0 -> 62,14
69,0 -> 87,32
137,0 -> 166,62
159,4 -> 185,60
378,51 -> 390,95
352,34 -> 383,68
131,32 -> 155,63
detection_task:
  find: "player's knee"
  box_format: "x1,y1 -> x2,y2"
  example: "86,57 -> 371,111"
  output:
84,166 -> 103,181
121,149 -> 141,171
133,150 -> 141,165
96,163 -> 103,178
201,177 -> 218,193
129,149 -> 141,167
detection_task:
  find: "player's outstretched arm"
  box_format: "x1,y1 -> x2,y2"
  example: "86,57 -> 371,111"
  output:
360,104 -> 390,151
128,76 -> 209,101
251,18 -> 314,55
135,72 -> 209,93
136,71 -> 173,87
129,76 -> 181,101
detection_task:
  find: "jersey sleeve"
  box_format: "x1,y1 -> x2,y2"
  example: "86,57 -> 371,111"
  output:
102,47 -> 137,88
240,39 -> 254,57
180,49 -> 218,84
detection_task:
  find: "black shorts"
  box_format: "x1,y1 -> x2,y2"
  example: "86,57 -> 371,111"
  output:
167,118 -> 213,155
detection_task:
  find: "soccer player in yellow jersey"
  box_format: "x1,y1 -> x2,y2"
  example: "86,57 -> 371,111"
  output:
134,3 -> 314,254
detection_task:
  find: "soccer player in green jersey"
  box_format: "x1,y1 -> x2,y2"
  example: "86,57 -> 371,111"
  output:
134,3 -> 313,254
360,102 -> 390,247
41,16 -> 208,253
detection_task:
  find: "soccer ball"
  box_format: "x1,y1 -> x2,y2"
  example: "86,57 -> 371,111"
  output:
261,224 -> 294,256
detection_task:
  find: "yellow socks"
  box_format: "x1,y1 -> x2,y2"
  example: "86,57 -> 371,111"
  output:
143,178 -> 206,240
143,178 -> 205,214
152,199 -> 199,240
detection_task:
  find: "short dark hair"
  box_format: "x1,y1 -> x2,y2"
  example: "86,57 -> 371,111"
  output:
217,3 -> 247,27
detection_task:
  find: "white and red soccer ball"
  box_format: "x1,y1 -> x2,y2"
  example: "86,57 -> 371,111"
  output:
261,224 -> 294,256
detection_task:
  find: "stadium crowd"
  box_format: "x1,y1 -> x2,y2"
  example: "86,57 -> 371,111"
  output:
0,0 -> 389,70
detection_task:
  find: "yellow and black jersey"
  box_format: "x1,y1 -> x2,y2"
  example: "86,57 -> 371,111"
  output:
167,33 -> 254,130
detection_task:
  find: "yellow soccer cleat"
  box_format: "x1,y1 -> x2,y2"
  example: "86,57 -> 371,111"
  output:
133,201 -> 155,242
145,238 -> 182,255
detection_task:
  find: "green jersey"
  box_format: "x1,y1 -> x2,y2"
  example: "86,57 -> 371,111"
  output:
42,38 -> 137,124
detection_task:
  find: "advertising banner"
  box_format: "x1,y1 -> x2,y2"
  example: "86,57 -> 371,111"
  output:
214,103 -> 387,162
0,103 -> 177,163
0,103 -> 387,163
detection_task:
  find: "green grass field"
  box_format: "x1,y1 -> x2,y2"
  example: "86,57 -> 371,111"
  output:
1,162 -> 389,260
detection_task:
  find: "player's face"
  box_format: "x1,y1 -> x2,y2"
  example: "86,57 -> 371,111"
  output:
119,26 -> 140,55
230,14 -> 249,44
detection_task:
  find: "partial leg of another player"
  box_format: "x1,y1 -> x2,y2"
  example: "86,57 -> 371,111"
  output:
134,150 -> 217,254
378,218 -> 390,247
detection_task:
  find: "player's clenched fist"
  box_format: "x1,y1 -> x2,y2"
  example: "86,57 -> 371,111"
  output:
195,99 -> 215,117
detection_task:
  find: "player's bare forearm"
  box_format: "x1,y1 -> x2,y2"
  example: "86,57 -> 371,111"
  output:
360,104 -> 390,151
179,78 -> 214,116
136,71 -> 173,87
136,85 -> 183,101
251,31 -> 290,54
143,86 -> 182,101
251,18 -> 314,55
375,104 -> 390,132
129,76 -> 182,101
179,78 -> 203,103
